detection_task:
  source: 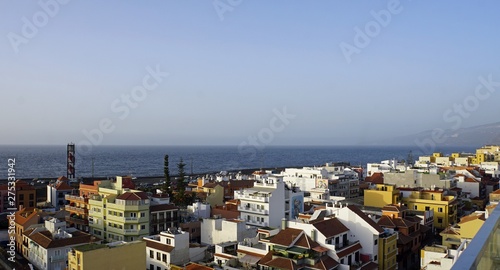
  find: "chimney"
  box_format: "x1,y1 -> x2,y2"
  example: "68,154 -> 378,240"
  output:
311,229 -> 316,241
281,218 -> 287,230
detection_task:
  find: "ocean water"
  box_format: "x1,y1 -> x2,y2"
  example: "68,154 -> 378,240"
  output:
0,145 -> 478,179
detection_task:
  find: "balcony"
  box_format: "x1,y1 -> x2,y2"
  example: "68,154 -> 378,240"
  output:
238,205 -> 269,214
50,254 -> 67,262
452,204 -> 500,269
245,219 -> 268,227
236,194 -> 270,203
65,194 -> 88,203
65,216 -> 89,225
65,205 -> 87,215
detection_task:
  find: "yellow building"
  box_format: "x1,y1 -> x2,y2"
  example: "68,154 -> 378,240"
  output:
67,240 -> 146,270
378,229 -> 398,270
474,145 -> 499,164
440,211 -> 486,249
399,188 -> 457,229
364,184 -> 400,208
88,177 -> 150,242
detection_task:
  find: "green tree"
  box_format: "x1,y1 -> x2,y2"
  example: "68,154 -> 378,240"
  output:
176,158 -> 187,206
163,154 -> 172,198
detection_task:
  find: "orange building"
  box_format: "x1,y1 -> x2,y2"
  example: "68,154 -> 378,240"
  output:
65,181 -> 99,232
15,180 -> 36,209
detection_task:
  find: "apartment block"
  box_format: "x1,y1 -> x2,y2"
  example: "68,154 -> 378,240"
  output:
399,187 -> 458,230
64,181 -> 99,232
23,217 -> 99,270
88,177 -> 150,242
235,177 -> 304,228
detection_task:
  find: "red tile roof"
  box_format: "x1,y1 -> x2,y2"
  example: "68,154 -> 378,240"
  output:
150,204 -> 178,212
269,228 -> 304,247
27,230 -> 98,249
144,238 -> 175,252
337,242 -> 362,258
116,191 -> 149,200
312,218 -> 349,238
55,181 -> 73,191
263,257 -> 298,270
314,255 -> 339,270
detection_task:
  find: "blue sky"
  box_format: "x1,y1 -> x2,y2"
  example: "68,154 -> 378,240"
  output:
1,0 -> 500,146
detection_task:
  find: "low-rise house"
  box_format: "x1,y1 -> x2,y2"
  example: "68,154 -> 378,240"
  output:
144,228 -> 207,270
23,217 -> 99,270
200,216 -> 256,246
258,227 -> 338,270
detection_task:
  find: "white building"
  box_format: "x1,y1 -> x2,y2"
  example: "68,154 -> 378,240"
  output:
23,217 -> 99,270
480,162 -> 500,177
420,242 -> 468,270
200,217 -> 256,245
282,167 -> 329,192
47,179 -> 73,209
144,228 -> 207,269
234,177 -> 304,228
316,203 -> 386,264
287,217 -> 365,267
187,201 -> 211,219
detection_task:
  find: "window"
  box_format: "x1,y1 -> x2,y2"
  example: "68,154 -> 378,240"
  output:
157,252 -> 161,260
374,239 -> 378,245
141,212 -> 145,218
438,208 -> 443,213
374,255 -> 378,261
191,228 -> 196,233
20,194 -> 24,200
162,254 -> 167,262
438,218 -> 443,223
150,250 -> 154,258
414,205 -> 417,210
166,238 -> 171,245
425,206 -> 430,211
141,225 -> 146,230
29,194 -> 34,200
131,212 -> 137,217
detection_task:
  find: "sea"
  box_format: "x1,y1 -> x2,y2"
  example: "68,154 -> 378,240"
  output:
0,145 -> 478,180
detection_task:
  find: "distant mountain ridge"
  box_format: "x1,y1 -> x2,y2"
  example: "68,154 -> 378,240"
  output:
383,122 -> 500,147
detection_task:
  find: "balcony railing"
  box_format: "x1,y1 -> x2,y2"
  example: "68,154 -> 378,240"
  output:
65,205 -> 87,214
65,194 -> 88,203
50,255 -> 67,262
452,204 -> 500,269
65,216 -> 89,225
